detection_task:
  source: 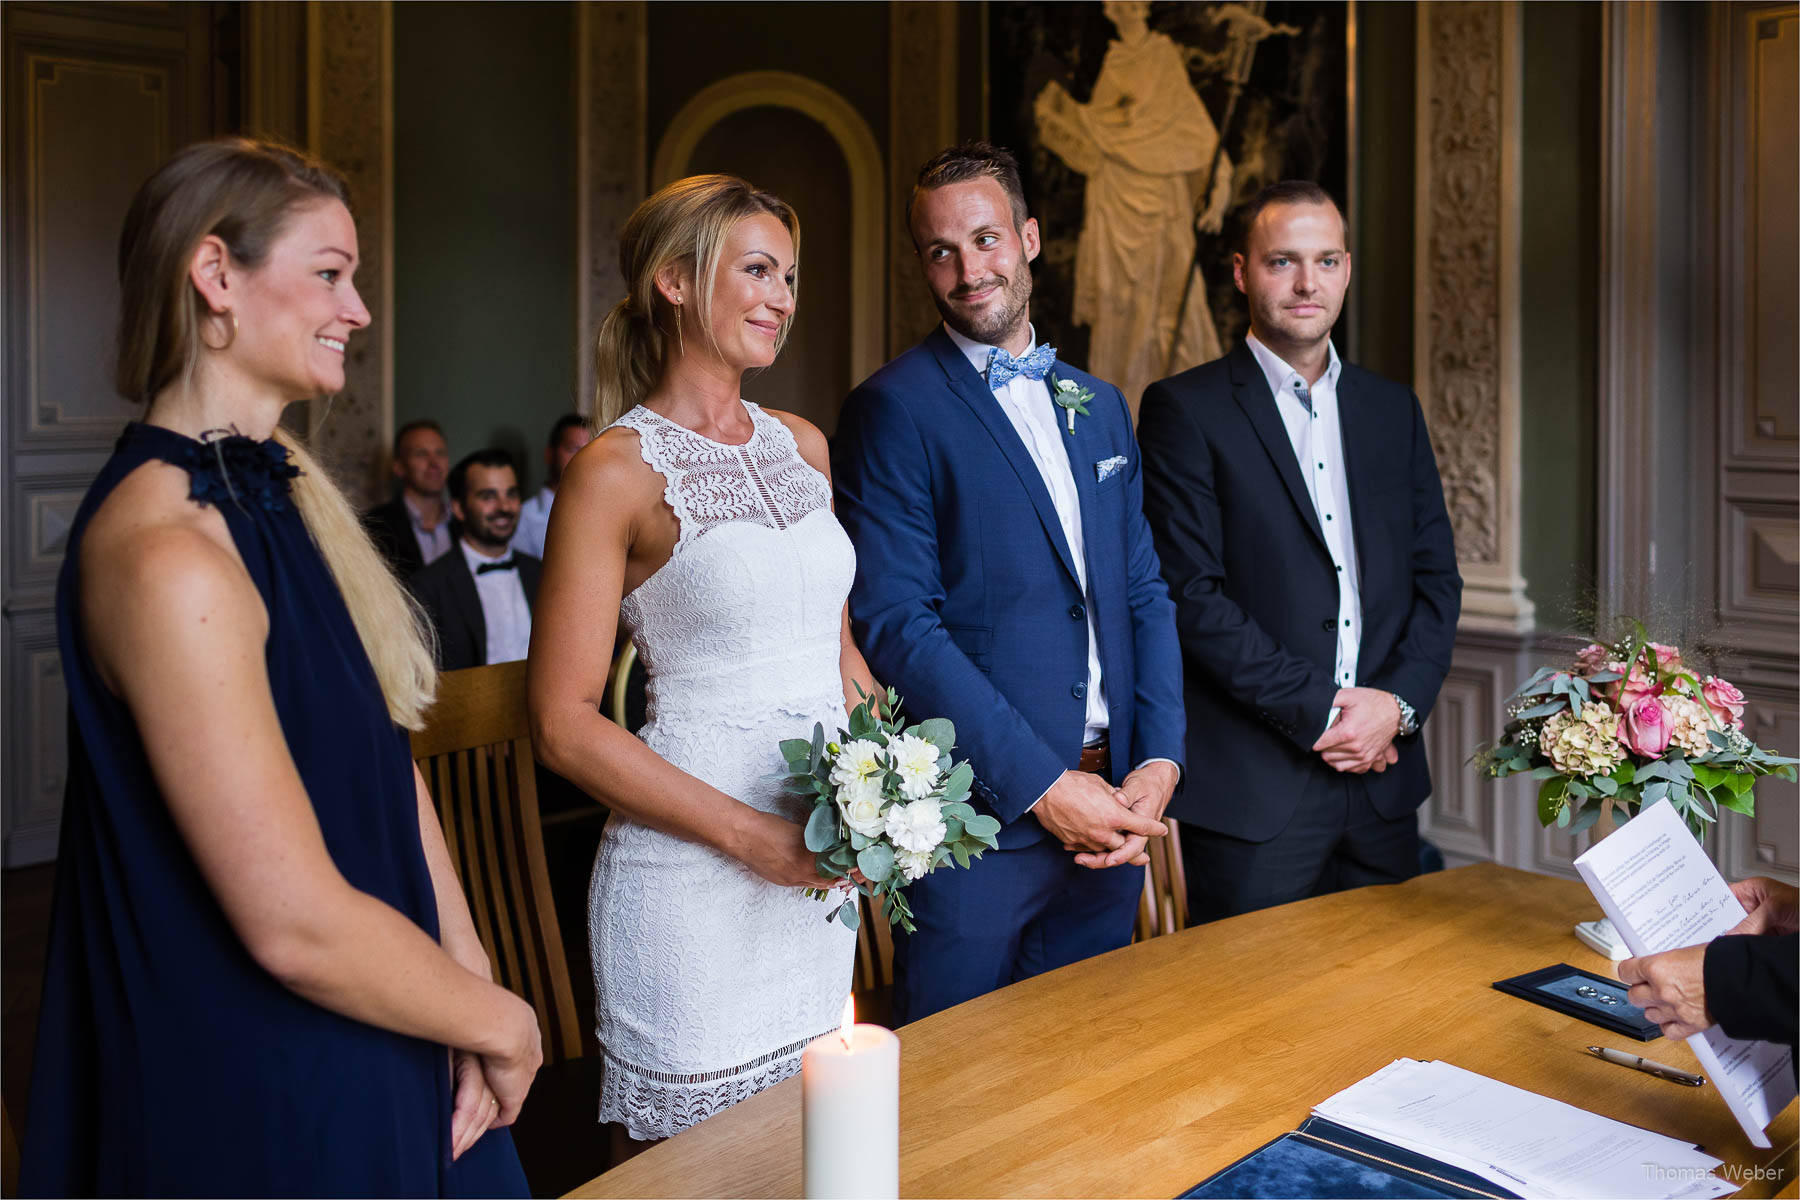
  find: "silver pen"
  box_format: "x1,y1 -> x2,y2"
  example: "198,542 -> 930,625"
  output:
1586,1045 -> 1705,1087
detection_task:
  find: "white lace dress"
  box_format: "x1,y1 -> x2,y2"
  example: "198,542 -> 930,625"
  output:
590,400 -> 858,1140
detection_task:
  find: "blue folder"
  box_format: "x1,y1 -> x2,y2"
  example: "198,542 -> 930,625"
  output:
1180,1116 -> 1523,1199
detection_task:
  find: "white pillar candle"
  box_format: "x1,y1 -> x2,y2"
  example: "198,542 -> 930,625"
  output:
802,995 -> 900,1199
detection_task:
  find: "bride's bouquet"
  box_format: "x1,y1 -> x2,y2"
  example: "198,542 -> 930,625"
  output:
777,685 -> 999,932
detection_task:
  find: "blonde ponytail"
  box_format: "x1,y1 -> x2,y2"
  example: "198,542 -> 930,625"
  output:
592,296 -> 664,429
275,429 -> 439,729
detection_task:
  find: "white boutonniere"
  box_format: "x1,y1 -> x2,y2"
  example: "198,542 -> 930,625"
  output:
1050,376 -> 1094,434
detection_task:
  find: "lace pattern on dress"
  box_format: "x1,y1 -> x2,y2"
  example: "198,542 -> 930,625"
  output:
610,401 -> 832,555
601,1049 -> 807,1142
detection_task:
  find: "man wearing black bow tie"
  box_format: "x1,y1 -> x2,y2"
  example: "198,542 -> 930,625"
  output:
409,448 -> 541,671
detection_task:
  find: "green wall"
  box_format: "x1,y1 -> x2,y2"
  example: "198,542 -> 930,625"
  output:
1517,1 -> 1601,632
393,2 -> 577,495
1356,1 -> 1600,632
1351,0 -> 1417,388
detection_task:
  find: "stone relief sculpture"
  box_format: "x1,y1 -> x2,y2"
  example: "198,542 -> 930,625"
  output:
1031,1 -> 1303,411
1034,1 -> 1233,411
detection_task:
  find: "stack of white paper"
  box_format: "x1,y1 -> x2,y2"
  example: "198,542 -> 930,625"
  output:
1574,798 -> 1798,1149
1314,1058 -> 1735,1199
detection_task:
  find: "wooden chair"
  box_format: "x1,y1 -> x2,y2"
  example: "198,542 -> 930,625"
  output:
412,660 -> 604,1196
607,639 -> 638,729
1134,816 -> 1190,942
852,893 -> 897,1028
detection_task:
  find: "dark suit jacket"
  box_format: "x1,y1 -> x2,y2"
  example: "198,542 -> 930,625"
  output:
408,546 -> 541,671
1706,931 -> 1798,1076
363,494 -> 457,580
1138,341 -> 1461,841
833,328 -> 1186,850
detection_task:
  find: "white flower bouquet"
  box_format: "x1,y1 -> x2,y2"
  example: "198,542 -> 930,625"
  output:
777,686 -> 1000,931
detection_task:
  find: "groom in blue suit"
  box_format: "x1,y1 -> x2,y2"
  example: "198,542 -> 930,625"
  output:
833,143 -> 1186,1024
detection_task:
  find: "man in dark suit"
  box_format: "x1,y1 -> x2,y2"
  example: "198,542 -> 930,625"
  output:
363,418 -> 452,579
1138,180 -> 1462,921
834,142 -> 1184,1024
409,448 -> 540,671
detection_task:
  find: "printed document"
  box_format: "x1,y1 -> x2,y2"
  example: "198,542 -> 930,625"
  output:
1315,1058 -> 1733,1198
1574,798 -> 1797,1148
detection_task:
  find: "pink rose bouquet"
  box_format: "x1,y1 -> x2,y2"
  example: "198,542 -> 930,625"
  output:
1474,620 -> 1797,840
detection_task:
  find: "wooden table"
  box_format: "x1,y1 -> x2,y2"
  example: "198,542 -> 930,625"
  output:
570,862 -> 1798,1198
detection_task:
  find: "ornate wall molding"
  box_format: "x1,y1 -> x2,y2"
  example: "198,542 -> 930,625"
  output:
653,71 -> 885,389
575,1 -> 646,419
888,2 -> 958,357
308,0 -> 392,505
1414,1 -> 1533,632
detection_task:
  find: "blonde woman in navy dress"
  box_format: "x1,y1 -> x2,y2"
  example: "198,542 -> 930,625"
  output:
21,138 -> 539,1197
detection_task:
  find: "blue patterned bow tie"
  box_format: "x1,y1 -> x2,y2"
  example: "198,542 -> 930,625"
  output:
986,343 -> 1057,391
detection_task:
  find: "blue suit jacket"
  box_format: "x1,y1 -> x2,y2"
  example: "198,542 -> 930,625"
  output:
832,328 -> 1186,849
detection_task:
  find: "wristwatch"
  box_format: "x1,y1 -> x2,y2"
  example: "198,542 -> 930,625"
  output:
1391,692 -> 1418,736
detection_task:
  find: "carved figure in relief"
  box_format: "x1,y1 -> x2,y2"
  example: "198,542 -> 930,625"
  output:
1034,0 -> 1234,412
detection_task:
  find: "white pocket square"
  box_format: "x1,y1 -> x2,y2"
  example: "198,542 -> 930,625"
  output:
1095,455 -> 1128,482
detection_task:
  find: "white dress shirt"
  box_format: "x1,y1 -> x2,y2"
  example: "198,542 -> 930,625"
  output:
460,539 -> 533,665
513,487 -> 554,560
1245,334 -> 1363,705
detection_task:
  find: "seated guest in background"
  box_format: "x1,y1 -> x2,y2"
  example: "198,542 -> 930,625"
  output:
1139,180 -> 1462,922
364,417 -> 452,577
513,412 -> 593,560
22,136 -> 535,1197
1621,875 -> 1799,1077
411,448 -> 539,671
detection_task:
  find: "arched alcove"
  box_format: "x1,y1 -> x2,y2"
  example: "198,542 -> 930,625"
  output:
654,71 -> 884,417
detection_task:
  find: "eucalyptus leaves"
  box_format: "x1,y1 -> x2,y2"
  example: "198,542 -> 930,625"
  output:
778,686 -> 1000,932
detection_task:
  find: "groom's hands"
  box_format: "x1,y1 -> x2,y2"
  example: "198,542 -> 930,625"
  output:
1035,770 -> 1167,869
1070,760 -> 1180,869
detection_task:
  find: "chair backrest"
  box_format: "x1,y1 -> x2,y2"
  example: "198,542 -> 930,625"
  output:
608,639 -> 638,729
853,892 -> 897,1028
411,660 -> 585,1065
1134,816 -> 1189,942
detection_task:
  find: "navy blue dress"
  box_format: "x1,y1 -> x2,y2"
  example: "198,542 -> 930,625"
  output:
20,423 -> 529,1198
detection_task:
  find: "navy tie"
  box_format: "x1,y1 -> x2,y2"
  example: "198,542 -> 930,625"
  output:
986,343 -> 1058,391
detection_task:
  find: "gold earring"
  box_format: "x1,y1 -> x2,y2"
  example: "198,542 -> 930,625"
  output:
200,307 -> 237,351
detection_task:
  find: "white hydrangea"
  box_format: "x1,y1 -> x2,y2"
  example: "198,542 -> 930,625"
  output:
835,776 -> 887,839
896,847 -> 934,882
888,732 -> 943,800
884,797 -> 947,855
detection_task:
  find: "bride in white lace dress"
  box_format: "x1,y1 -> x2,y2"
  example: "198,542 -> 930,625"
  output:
528,176 -> 874,1152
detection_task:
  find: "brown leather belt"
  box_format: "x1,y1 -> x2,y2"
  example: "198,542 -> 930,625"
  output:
1076,737 -> 1110,775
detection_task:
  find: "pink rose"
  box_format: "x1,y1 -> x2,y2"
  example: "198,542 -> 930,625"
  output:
1622,697 -> 1672,757
1609,665 -> 1658,712
1701,677 -> 1747,731
1647,642 -> 1683,671
1574,643 -> 1611,674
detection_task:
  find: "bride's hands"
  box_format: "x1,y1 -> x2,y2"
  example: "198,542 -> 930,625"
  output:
741,809 -> 836,889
